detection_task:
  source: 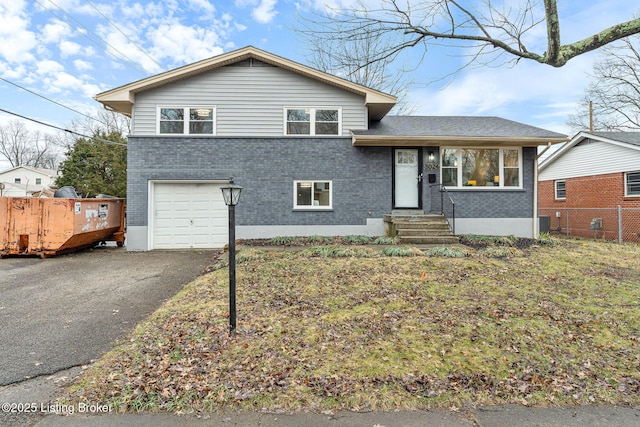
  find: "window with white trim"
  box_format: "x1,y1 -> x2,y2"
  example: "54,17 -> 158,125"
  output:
440,147 -> 522,188
555,180 -> 566,200
14,178 -> 21,184
285,108 -> 340,135
158,107 -> 215,135
625,172 -> 640,196
294,180 -> 332,209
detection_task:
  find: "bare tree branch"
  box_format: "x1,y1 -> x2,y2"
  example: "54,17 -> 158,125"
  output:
0,121 -> 60,169
298,0 -> 640,78
567,37 -> 640,132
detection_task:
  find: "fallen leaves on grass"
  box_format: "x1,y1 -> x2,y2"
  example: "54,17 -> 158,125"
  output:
62,241 -> 640,414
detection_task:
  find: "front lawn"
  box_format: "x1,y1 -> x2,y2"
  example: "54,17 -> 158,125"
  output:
63,238 -> 640,413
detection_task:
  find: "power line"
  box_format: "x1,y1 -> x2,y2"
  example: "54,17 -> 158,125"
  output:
0,107 -> 128,147
0,77 -> 108,126
85,0 -> 162,70
35,0 -> 149,77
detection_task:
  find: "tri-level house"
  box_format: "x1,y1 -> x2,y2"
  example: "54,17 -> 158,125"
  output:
95,46 -> 567,250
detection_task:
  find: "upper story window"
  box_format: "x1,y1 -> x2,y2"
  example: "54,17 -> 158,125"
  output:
14,178 -> 21,184
285,108 -> 341,136
158,107 -> 215,135
440,147 -> 521,188
35,178 -> 42,185
555,180 -> 566,200
625,171 -> 640,196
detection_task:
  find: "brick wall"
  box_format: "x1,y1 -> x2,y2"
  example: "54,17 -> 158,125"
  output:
539,172 -> 640,241
127,136 -> 392,227
539,172 -> 640,209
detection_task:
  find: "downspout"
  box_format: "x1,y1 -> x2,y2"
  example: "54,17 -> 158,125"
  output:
534,143 -> 553,238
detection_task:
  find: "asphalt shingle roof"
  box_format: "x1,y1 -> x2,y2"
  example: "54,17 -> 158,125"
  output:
352,116 -> 567,139
589,131 -> 640,147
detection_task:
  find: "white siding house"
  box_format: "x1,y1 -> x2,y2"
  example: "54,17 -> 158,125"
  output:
0,166 -> 59,197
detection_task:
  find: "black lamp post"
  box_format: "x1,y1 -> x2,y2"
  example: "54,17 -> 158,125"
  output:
221,177 -> 243,335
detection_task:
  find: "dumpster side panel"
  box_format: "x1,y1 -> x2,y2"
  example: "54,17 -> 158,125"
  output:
40,199 -> 76,252
56,199 -> 125,251
6,198 -> 45,254
1,198 -> 10,253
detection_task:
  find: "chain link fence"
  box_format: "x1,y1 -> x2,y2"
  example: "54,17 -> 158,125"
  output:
539,207 -> 640,244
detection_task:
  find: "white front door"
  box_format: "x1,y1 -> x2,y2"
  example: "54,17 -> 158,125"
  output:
394,148 -> 421,208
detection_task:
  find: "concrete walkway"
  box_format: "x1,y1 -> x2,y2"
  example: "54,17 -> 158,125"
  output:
29,404 -> 640,427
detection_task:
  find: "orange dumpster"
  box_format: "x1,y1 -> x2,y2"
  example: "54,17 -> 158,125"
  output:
1,197 -> 125,258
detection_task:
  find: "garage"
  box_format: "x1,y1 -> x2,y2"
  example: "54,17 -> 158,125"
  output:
151,181 -> 228,249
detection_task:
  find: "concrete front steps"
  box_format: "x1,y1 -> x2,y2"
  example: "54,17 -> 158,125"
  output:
383,213 -> 459,245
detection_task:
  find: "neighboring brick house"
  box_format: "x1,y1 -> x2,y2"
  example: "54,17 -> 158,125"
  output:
538,131 -> 640,241
95,46 -> 567,251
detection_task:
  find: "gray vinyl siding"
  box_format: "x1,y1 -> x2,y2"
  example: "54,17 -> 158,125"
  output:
126,136 -> 391,228
539,139 -> 640,181
131,60 -> 368,136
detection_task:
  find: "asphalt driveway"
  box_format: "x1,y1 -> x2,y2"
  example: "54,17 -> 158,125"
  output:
0,246 -> 218,386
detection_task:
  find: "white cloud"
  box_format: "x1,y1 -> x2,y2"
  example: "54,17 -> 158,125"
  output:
73,59 -> 93,71
0,2 -> 37,63
252,0 -> 278,23
189,0 -> 216,14
147,23 -> 224,65
36,60 -> 65,75
41,20 -> 72,44
235,0 -> 279,23
59,40 -> 82,58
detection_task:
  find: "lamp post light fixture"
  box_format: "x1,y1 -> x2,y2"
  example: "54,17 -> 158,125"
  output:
221,177 -> 243,335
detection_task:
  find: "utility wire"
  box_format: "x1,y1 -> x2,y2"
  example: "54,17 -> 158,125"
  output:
85,0 -> 162,70
0,108 -> 128,147
36,0 -> 149,77
0,77 -> 108,126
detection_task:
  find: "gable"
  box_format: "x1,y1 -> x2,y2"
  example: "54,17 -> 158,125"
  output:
539,136 -> 640,181
96,46 -> 396,121
130,58 -> 369,136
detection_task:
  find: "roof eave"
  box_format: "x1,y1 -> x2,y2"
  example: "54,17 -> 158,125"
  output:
352,135 -> 569,147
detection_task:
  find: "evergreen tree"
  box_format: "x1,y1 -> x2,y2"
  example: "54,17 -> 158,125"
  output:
56,131 -> 127,198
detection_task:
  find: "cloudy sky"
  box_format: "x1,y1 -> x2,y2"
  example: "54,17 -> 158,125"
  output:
1,0 -> 639,170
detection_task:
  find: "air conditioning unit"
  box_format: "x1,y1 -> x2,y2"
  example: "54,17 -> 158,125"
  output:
590,218 -> 603,230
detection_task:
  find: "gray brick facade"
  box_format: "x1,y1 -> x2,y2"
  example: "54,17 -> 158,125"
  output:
127,136 -> 393,228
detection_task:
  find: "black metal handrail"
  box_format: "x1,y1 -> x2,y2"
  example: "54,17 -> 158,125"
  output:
430,184 -> 456,235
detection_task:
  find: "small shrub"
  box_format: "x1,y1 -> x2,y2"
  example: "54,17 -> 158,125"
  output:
270,236 -> 298,245
236,249 -> 268,263
344,235 -> 372,244
461,234 -> 518,246
306,235 -> 332,244
481,246 -> 523,258
381,246 -> 422,257
373,236 -> 398,245
301,245 -> 376,258
426,246 -> 467,258
536,232 -> 557,246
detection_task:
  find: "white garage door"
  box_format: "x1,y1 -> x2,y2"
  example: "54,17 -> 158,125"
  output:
152,182 -> 228,249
